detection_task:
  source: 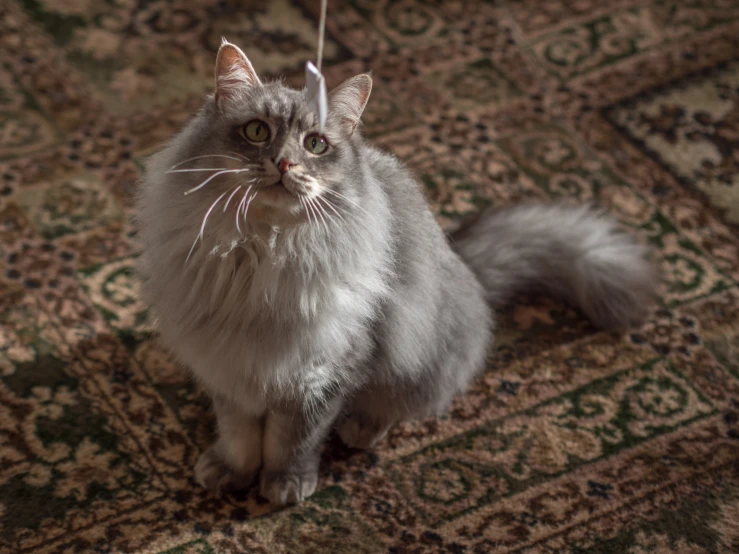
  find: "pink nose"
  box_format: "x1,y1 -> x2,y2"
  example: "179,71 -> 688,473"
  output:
277,158 -> 295,174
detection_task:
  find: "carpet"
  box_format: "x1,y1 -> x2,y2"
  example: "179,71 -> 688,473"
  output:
1,0 -> 739,552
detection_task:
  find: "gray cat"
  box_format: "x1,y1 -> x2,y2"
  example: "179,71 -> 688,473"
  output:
135,41 -> 657,505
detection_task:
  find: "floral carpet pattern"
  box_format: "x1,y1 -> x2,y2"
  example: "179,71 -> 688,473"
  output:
1,0 -> 739,552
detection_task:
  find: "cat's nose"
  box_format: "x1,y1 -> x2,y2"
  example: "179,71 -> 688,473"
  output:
275,158 -> 295,174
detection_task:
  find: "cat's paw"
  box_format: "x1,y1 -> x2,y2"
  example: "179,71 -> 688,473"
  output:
337,412 -> 390,450
194,445 -> 257,496
259,469 -> 318,505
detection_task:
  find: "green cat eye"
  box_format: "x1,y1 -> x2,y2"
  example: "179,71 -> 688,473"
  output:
244,120 -> 270,143
304,134 -> 329,155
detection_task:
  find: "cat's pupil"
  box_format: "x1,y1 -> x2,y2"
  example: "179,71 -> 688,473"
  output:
303,133 -> 326,154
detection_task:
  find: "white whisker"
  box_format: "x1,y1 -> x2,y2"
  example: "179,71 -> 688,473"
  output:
199,190 -> 230,242
323,188 -> 370,216
299,197 -> 313,228
315,194 -> 346,225
236,186 -> 253,235
306,199 -> 322,233
185,236 -> 199,265
183,169 -> 249,195
243,191 -> 257,223
223,186 -> 242,212
185,189 -> 229,265
170,154 -> 246,170
168,167 -> 232,173
225,151 -> 251,161
309,197 -> 330,235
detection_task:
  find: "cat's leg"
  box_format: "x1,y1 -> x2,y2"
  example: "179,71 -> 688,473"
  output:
259,396 -> 342,505
336,385 -> 399,449
337,410 -> 393,449
195,397 -> 264,495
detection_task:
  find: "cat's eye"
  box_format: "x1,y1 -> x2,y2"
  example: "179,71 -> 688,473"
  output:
304,134 -> 329,155
243,120 -> 270,143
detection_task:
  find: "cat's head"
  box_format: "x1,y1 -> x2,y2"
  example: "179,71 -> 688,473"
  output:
165,40 -> 372,231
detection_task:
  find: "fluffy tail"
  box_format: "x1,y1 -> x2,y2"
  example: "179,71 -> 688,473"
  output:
452,203 -> 658,330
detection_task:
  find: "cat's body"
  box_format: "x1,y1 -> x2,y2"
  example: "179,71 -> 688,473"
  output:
136,41 -> 657,505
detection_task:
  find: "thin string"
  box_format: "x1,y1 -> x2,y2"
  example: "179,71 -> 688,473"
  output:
317,0 -> 327,72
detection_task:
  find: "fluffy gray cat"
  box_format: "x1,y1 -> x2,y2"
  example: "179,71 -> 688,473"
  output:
135,41 -> 657,505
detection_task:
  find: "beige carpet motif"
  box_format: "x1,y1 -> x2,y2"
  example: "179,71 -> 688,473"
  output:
1,0 -> 738,552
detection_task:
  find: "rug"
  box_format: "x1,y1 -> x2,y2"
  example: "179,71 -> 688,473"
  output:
1,0 -> 739,552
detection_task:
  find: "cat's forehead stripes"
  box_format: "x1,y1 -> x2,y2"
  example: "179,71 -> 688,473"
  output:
253,86 -> 318,134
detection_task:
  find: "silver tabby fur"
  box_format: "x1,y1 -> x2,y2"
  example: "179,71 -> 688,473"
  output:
135,41 -> 657,505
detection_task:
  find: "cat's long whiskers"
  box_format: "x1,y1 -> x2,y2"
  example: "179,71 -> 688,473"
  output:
315,194 -> 346,225
185,189 -> 229,265
168,167 -> 233,173
183,169 -> 250,195
309,197 -> 331,235
242,191 -> 257,223
307,199 -> 323,234
299,197 -> 314,228
323,188 -> 370,216
170,154 -> 247,170
304,197 -> 318,230
185,236 -> 199,265
322,187 -> 360,208
225,151 -> 252,162
223,185 -> 242,212
198,190 -> 230,243
235,186 -> 253,235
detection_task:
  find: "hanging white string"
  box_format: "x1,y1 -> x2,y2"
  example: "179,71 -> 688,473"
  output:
304,0 -> 329,133
317,0 -> 327,72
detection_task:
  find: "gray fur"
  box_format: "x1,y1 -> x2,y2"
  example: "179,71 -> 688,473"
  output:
135,41 -> 657,505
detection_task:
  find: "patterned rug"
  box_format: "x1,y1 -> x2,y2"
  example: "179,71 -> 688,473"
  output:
2,0 -> 739,552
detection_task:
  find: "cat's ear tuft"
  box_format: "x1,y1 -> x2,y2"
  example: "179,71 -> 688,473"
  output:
215,40 -> 261,110
328,73 -> 372,135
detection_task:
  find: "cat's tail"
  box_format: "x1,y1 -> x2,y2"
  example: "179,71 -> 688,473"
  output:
452,202 -> 658,330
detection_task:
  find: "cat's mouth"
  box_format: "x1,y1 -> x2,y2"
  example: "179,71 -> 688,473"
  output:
254,173 -> 316,216
255,178 -> 297,207
264,179 -> 292,194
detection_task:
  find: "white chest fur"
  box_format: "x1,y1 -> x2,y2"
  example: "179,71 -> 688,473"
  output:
141,234 -> 383,409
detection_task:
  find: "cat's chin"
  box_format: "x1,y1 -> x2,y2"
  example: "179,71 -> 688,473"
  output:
247,192 -> 306,227
249,185 -> 290,208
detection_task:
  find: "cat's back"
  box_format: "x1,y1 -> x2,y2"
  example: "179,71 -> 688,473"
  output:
361,145 -> 422,200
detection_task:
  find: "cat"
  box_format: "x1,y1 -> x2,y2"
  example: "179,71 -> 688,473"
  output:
134,40 -> 657,505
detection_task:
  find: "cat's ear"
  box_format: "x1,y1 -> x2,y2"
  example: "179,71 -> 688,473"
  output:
328,73 -> 372,135
215,39 -> 261,110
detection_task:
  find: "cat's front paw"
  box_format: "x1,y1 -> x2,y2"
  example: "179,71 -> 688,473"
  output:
259,469 -> 318,505
194,445 -> 257,496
